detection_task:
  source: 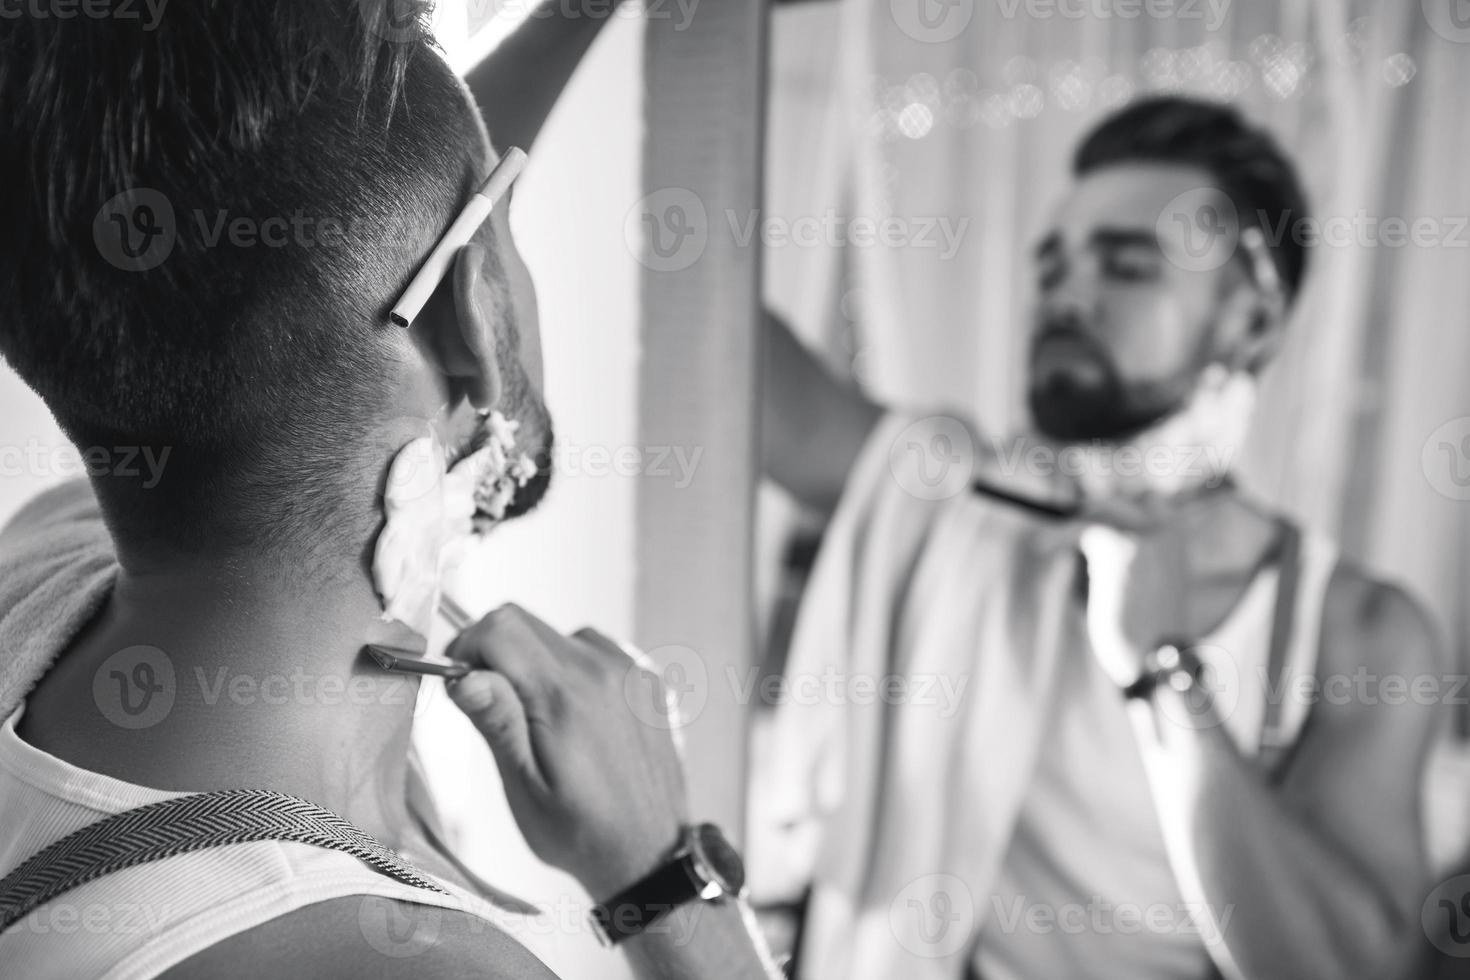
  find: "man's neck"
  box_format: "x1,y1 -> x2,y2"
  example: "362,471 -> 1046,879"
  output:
19,554 -> 423,849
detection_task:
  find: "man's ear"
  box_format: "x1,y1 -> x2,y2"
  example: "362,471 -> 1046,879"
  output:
409,242 -> 505,411
450,242 -> 504,411
410,240 -> 511,412
1217,278 -> 1287,374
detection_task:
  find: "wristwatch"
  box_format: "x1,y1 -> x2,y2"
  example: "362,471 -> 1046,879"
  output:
1123,640 -> 1207,702
589,823 -> 747,946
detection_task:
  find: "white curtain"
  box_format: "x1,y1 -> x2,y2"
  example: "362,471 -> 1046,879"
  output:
766,0 -> 1470,679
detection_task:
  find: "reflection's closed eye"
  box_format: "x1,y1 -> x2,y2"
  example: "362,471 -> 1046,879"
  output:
1100,249 -> 1162,282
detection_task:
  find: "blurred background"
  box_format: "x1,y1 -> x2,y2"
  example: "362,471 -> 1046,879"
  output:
763,0 -> 1470,695
758,0 -> 1470,891
1,0 -> 1466,975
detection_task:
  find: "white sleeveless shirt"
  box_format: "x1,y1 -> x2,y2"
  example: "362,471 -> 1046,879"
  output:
974,527 -> 1337,980
0,700 -> 544,980
0,481 -> 546,979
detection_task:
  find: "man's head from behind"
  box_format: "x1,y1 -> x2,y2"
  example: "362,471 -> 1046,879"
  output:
1026,95 -> 1311,443
0,0 -> 550,576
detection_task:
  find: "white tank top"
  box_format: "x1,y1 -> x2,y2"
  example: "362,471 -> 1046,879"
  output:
0,702 -> 536,980
973,527 -> 1337,980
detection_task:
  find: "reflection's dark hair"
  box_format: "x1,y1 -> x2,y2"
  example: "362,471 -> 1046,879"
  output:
1074,95 -> 1312,305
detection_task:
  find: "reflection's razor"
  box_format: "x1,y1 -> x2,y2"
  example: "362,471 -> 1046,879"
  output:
971,478 -> 1079,520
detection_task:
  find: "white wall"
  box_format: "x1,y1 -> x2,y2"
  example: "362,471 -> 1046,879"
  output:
0,374 -> 68,523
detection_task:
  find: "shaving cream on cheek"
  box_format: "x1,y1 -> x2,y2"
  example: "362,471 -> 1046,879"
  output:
1074,363 -> 1257,505
371,425 -> 504,639
372,431 -> 457,639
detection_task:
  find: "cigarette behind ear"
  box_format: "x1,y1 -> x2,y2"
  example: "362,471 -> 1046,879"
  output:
390,147 -> 528,329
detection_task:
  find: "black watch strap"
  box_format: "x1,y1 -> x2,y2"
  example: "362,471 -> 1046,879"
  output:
590,856 -> 699,945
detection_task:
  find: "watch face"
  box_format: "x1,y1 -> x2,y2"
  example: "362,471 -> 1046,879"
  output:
688,823 -> 745,897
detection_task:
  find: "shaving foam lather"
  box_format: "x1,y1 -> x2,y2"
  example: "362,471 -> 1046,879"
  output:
366,424 -> 491,678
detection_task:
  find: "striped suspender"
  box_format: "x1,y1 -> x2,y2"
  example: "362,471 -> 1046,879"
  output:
1201,521 -> 1307,980
0,788 -> 446,935
1259,520 -> 1306,780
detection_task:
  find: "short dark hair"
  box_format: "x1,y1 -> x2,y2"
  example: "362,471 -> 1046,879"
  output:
0,1 -> 492,560
0,0 -> 484,447
1073,95 -> 1311,304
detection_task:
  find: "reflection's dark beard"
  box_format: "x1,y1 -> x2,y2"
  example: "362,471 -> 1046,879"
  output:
502,424 -> 553,520
1026,326 -> 1186,442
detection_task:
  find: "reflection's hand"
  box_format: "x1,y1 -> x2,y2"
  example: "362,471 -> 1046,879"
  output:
1078,524 -> 1147,689
1079,520 -> 1194,688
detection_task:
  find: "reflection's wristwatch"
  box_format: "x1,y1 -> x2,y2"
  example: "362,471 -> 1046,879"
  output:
589,823 -> 747,946
1123,640 -> 1207,702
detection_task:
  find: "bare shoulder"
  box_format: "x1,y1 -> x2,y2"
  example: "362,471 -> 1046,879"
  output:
1302,557 -> 1453,764
1280,560 -> 1446,893
154,896 -> 559,980
1318,559 -> 1446,682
